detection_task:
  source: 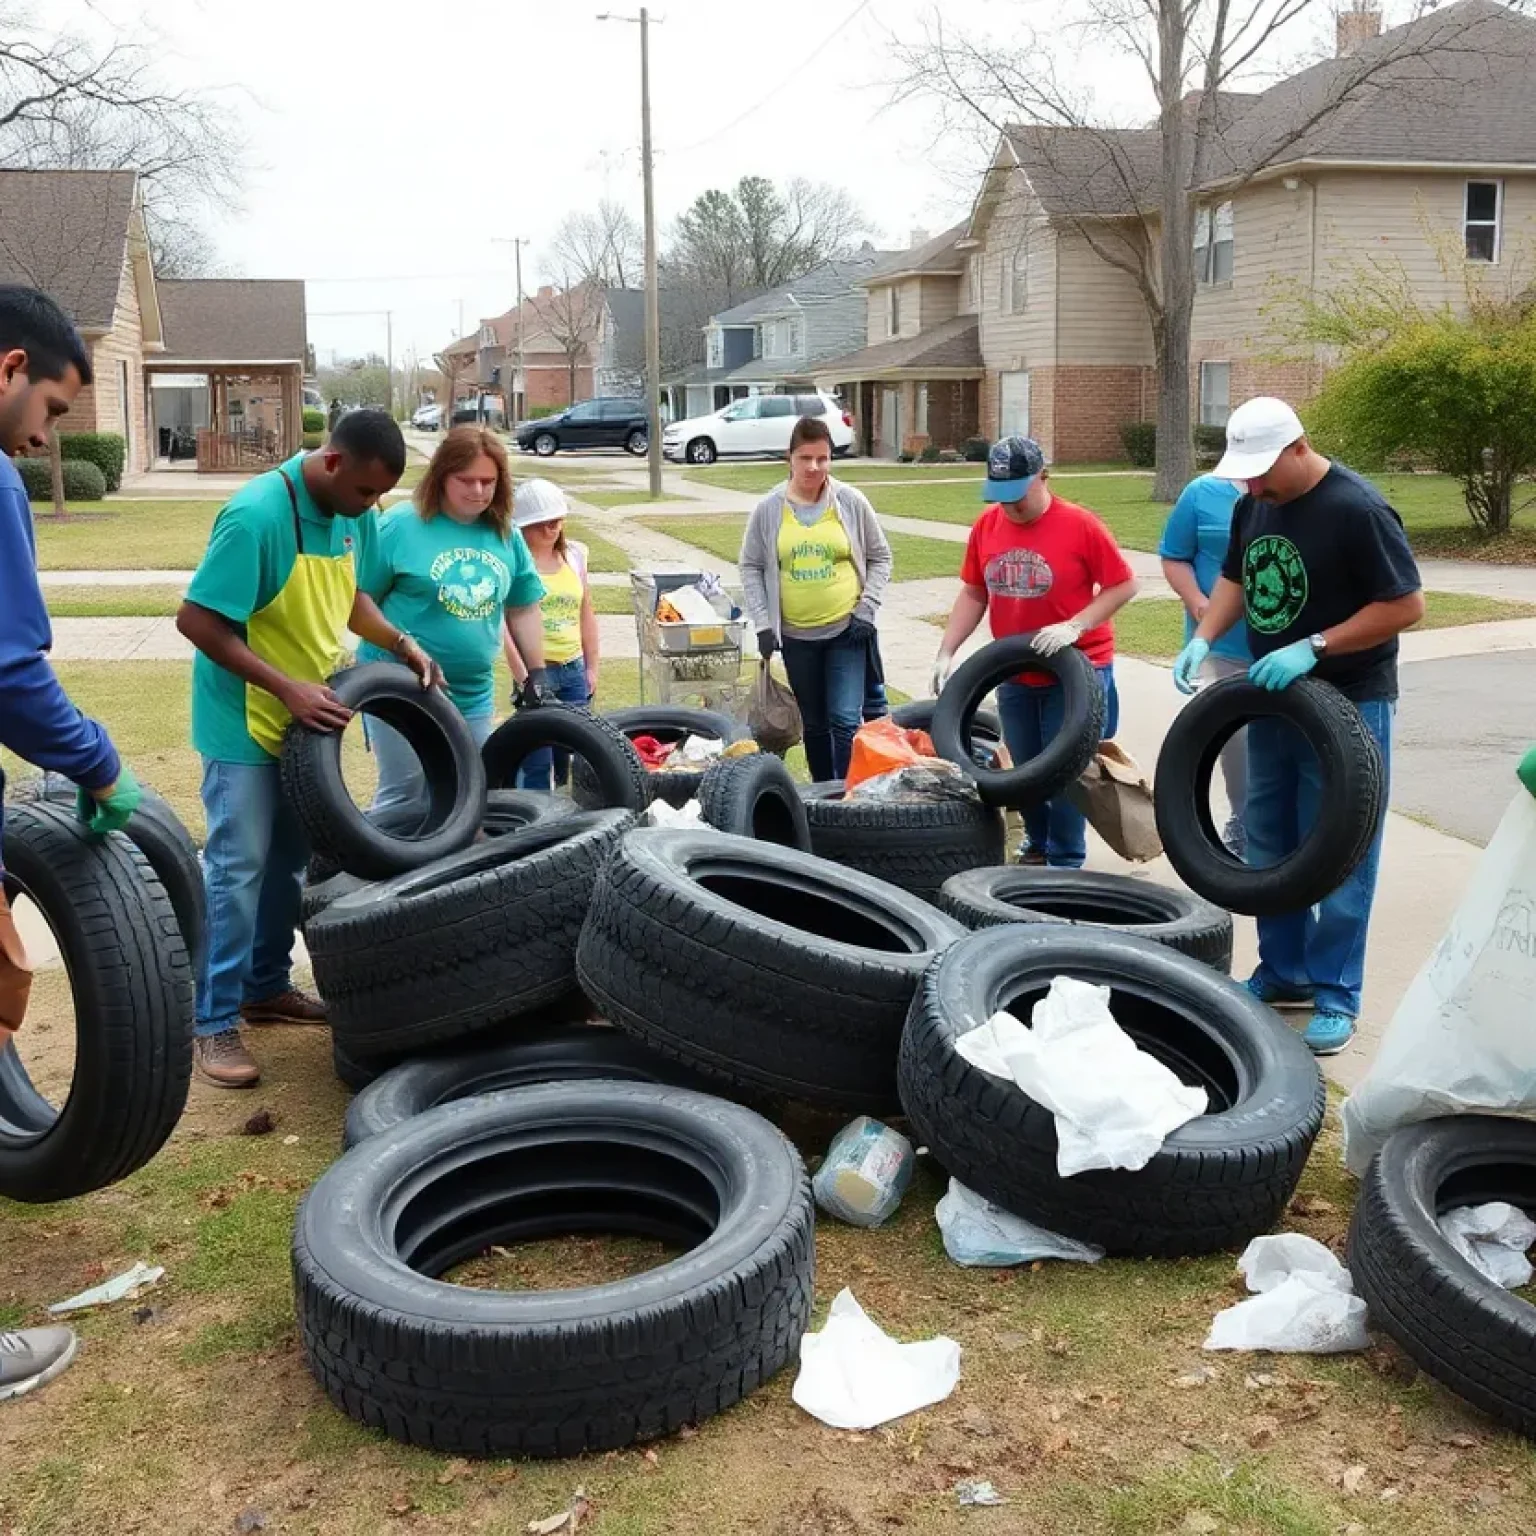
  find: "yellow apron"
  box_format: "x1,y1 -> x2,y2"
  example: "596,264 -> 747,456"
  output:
243,469 -> 359,756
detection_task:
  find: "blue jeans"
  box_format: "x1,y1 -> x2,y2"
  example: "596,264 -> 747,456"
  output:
996,665 -> 1120,868
516,658 -> 592,790
1246,698 -> 1393,1019
195,758 -> 309,1038
781,628 -> 868,782
863,634 -> 889,722
368,709 -> 493,824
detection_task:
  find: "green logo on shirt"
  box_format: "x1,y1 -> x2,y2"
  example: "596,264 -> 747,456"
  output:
1243,534 -> 1308,634
430,547 -> 508,620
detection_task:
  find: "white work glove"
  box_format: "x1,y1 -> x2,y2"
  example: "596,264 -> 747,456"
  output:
1032,620 -> 1083,657
931,648 -> 955,699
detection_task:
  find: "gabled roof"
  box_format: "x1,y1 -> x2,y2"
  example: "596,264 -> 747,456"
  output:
0,169 -> 138,331
603,286 -> 645,341
861,222 -> 970,286
816,315 -> 983,379
711,250 -> 898,326
157,279 -> 306,363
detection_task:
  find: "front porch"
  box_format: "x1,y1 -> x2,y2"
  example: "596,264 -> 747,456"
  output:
145,362 -> 305,474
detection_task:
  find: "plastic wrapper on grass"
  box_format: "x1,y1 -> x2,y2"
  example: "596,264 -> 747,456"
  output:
935,1179 -> 1104,1267
812,1117 -> 914,1227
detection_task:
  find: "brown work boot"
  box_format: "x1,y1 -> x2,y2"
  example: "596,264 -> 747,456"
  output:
193,1029 -> 260,1089
240,988 -> 328,1027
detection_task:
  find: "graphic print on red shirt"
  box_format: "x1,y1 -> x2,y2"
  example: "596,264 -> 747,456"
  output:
960,496 -> 1134,683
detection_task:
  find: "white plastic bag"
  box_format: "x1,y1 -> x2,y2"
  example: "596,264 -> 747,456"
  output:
812,1117 -> 914,1228
1440,1202 -> 1536,1289
954,976 -> 1207,1176
935,1179 -> 1105,1267
1342,791 -> 1536,1175
791,1289 -> 961,1430
643,797 -> 703,828
671,733 -> 725,767
1204,1234 -> 1370,1355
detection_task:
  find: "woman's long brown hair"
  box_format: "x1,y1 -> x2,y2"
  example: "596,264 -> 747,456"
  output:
414,425 -> 513,537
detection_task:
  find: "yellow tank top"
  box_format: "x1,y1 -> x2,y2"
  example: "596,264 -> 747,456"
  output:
539,556 -> 584,664
777,500 -> 859,630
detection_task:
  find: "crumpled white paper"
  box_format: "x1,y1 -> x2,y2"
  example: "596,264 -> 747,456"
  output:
643,797 -> 703,828
672,733 -> 726,767
49,1260 -> 165,1315
791,1289 -> 961,1430
1440,1202 -> 1536,1289
1204,1234 -> 1370,1355
935,1179 -> 1105,1267
954,976 -> 1208,1177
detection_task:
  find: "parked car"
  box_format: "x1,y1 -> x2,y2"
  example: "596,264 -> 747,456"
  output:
451,394 -> 506,430
411,403 -> 442,430
662,393 -> 854,466
514,398 -> 650,457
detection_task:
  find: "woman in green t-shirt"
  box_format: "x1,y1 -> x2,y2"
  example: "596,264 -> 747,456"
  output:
359,426 -> 547,822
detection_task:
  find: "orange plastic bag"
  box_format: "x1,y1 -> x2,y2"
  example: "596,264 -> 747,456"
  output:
844,718 -> 938,793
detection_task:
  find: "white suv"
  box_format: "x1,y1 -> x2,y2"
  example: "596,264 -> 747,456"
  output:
662,392 -> 854,465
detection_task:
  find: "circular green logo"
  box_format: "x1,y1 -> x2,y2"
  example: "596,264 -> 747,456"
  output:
1243,534 -> 1309,635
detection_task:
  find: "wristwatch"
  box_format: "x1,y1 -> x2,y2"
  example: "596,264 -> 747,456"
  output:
1308,633 -> 1328,655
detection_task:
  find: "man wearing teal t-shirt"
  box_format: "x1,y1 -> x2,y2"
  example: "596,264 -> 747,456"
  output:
175,411 -> 441,1089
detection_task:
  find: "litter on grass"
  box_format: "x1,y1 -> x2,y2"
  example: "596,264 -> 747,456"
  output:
955,976 -> 1207,1176
792,1289 -> 961,1430
812,1117 -> 914,1228
49,1260 -> 165,1315
1439,1202 -> 1536,1289
1204,1234 -> 1369,1355
643,797 -> 703,828
956,1480 -> 1005,1507
935,1179 -> 1105,1267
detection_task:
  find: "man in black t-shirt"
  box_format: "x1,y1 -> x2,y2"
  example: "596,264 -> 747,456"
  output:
1171,397 -> 1424,1057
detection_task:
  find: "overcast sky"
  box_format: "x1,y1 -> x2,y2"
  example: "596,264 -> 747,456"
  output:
63,0 -> 1349,366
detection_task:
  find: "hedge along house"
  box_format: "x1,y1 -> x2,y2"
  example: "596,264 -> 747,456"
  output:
149,279 -> 309,472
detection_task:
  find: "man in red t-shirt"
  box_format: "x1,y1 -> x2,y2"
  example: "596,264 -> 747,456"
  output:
933,436 -> 1138,866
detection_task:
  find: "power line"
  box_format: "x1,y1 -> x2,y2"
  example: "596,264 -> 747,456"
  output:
666,0 -> 875,157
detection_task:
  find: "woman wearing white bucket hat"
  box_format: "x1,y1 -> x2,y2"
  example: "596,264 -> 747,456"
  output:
505,477 -> 600,789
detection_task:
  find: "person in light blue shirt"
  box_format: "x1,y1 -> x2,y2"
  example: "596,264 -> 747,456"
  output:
1159,473 -> 1250,854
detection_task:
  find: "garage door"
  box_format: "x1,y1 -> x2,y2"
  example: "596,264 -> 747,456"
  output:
999,371 -> 1030,439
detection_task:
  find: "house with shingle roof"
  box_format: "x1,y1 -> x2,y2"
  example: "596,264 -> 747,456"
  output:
957,0 -> 1536,461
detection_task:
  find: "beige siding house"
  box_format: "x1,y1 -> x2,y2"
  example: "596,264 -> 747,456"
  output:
965,0 -> 1536,461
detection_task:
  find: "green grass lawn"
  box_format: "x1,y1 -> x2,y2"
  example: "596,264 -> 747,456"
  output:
634,513 -> 965,581
30,500 -> 222,571
572,490 -> 671,511
42,583 -> 187,618
566,517 -> 637,574
680,461 -> 1133,495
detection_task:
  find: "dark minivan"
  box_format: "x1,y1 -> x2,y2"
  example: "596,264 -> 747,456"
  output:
514,398 -> 650,457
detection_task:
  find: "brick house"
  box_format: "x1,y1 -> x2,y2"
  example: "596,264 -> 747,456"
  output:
814,224 -> 983,457
963,0 -> 1536,460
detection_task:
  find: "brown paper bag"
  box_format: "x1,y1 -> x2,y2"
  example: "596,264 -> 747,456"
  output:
1065,740 -> 1163,863
749,663 -> 803,756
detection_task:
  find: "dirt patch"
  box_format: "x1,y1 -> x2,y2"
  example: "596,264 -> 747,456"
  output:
448,1235 -> 684,1291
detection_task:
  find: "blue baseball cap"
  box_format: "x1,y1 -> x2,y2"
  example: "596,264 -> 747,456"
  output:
983,436 -> 1046,502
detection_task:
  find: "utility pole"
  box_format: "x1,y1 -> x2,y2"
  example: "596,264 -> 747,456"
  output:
385,309 -> 394,418
494,236 -> 530,423
599,7 -> 665,498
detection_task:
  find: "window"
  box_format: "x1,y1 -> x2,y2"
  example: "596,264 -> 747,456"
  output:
966,254 -> 981,309
721,398 -> 759,421
566,400 -> 601,422
1001,243 -> 1029,314
1466,180 -> 1501,262
758,396 -> 794,418
1199,361 -> 1231,428
1194,201 -> 1234,284
599,398 -> 640,420
887,285 -> 901,337
916,384 -> 929,437
794,395 -> 827,417
788,319 -> 802,354
706,329 -> 723,369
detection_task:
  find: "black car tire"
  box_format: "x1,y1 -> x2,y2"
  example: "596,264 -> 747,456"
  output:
331,1036 -> 378,1093
931,637 -> 1105,809
899,925 -> 1324,1256
343,1022 -> 713,1146
938,866 -> 1233,972
799,782 -> 1005,901
572,706 -> 746,810
281,664 -> 487,883
533,432 -> 557,456
309,810 -> 634,1059
686,438 -> 717,466
34,776 -> 205,969
697,755 -> 812,851
0,800 -> 193,1202
1348,1116 -> 1536,1436
624,429 -> 648,456
301,871 -> 367,927
1155,677 -> 1385,916
294,1081 -> 815,1458
482,705 -> 650,810
889,701 -> 1005,771
577,828 -> 963,1112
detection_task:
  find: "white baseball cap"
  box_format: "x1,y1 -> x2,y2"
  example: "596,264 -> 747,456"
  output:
1211,396 -> 1306,482
513,477 -> 569,528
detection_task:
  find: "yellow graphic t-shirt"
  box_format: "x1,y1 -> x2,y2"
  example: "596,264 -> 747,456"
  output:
540,556 -> 585,664
777,501 -> 859,630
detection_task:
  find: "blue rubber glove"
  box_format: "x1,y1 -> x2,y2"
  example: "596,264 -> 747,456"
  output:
75,763 -> 142,836
1248,638 -> 1319,692
1171,637 -> 1210,696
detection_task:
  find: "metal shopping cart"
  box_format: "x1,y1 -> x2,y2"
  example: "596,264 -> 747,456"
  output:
630,568 -> 751,710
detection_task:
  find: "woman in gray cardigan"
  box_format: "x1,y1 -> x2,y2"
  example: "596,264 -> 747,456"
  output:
738,416 -> 893,781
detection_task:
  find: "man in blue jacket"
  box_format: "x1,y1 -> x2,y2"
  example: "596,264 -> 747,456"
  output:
0,284 -> 142,1404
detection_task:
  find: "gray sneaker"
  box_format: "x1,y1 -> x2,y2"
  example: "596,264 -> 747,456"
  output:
1221,816 -> 1247,859
0,1327 -> 78,1401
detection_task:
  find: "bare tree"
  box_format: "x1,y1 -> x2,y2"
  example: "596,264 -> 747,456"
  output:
433,346 -> 475,423
895,1 -> 1527,496
549,200 -> 642,290
530,279 -> 601,404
